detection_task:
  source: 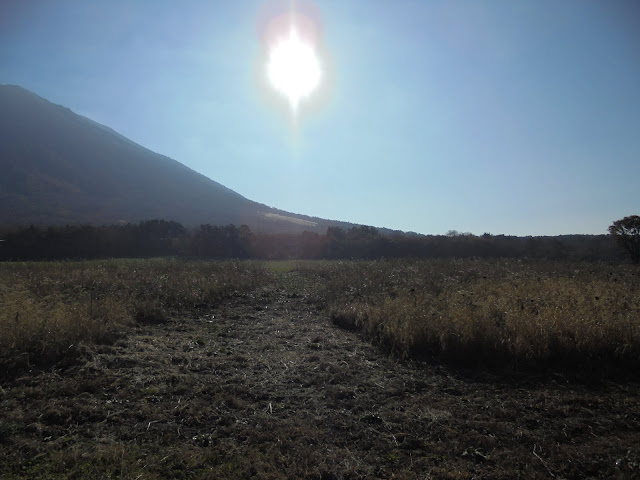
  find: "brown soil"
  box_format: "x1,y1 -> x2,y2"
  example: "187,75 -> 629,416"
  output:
1,272 -> 639,479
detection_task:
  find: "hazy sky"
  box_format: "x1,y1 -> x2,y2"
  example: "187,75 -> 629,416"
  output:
1,0 -> 639,235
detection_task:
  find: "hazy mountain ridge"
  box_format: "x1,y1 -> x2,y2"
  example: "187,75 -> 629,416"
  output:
0,84 -> 363,233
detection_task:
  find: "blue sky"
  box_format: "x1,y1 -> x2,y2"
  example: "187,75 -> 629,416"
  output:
1,0 -> 639,235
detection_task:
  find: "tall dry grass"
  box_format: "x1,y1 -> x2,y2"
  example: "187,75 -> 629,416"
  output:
0,259 -> 273,373
321,259 -> 640,370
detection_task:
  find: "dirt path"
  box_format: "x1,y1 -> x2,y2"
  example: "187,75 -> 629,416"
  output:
1,273 -> 639,479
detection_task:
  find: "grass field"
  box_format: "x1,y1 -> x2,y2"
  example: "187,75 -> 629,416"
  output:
320,259 -> 640,371
2,258 -> 638,375
0,259 -> 273,375
0,258 -> 639,478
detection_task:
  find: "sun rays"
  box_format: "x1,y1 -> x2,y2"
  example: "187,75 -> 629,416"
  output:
259,0 -> 324,117
266,25 -> 321,113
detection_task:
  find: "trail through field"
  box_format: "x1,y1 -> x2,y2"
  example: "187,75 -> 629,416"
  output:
1,272 -> 639,479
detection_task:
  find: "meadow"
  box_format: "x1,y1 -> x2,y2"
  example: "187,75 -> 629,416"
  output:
0,259 -> 273,375
316,259 -> 640,372
1,258 -> 639,478
2,258 -> 639,376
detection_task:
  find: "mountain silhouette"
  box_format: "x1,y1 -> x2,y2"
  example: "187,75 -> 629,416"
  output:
0,85 -> 355,233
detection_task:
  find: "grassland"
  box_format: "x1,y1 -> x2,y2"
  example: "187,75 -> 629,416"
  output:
0,258 -> 639,478
4,258 -> 637,375
0,259 -> 273,375
320,259 -> 640,372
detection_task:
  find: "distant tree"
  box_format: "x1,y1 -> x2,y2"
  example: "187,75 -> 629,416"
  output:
608,215 -> 640,264
325,227 -> 346,258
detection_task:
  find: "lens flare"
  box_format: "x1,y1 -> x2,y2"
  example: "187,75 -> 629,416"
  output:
267,26 -> 321,112
258,0 -> 324,116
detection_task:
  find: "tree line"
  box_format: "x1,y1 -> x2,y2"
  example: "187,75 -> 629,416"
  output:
0,219 -> 631,262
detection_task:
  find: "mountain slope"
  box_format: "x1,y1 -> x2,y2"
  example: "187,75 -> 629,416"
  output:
0,85 -> 352,233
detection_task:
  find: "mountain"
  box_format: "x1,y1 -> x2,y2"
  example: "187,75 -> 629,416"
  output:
0,84 -> 357,234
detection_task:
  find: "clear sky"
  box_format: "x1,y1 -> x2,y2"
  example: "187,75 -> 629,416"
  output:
1,0 -> 639,235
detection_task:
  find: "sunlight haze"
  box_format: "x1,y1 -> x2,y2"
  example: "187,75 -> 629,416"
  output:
1,0 -> 638,235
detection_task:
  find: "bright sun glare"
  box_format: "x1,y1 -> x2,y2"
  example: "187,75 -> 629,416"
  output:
267,26 -> 321,113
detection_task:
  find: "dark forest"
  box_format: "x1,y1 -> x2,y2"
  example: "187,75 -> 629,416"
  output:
0,219 -> 623,262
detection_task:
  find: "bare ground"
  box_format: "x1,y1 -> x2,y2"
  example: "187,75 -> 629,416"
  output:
1,272 -> 639,479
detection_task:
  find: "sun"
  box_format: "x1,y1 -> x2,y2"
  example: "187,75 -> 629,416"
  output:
266,26 -> 321,113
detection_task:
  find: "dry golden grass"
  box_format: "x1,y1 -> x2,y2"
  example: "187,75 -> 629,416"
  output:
322,259 -> 640,370
1,286 -> 129,367
0,259 -> 273,373
3,257 -> 638,374
1,259 -> 639,479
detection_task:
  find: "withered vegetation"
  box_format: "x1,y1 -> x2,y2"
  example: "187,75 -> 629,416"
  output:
324,259 -> 640,371
0,259 -> 271,374
0,259 -> 638,478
